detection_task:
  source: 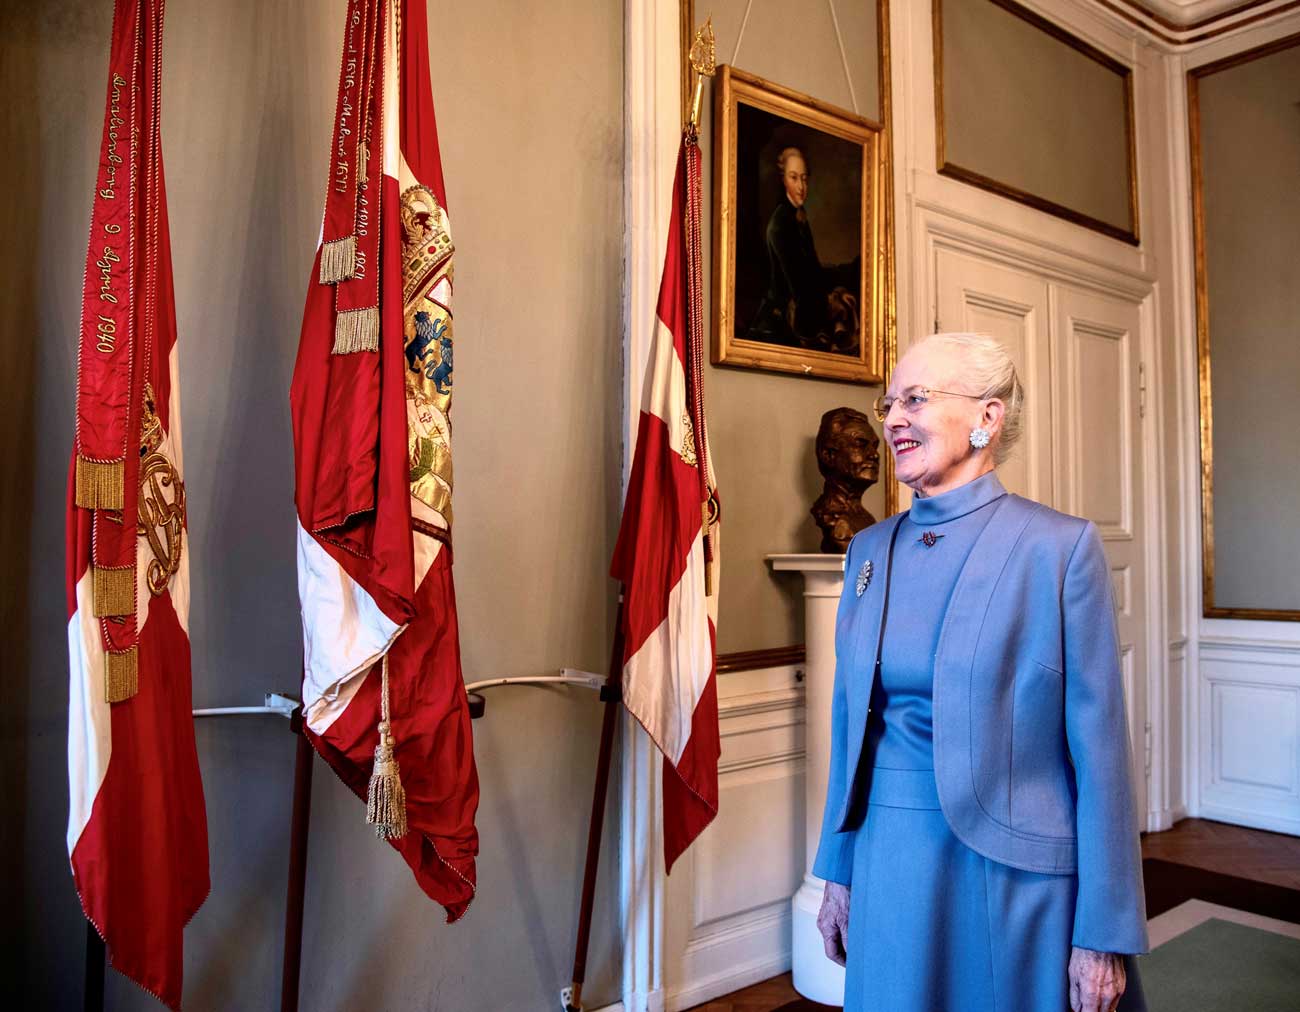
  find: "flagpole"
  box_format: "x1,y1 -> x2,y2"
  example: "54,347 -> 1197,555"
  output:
564,599 -> 626,1012
280,708 -> 315,1012
563,21 -> 717,1011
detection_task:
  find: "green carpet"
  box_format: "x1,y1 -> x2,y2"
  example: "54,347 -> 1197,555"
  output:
1143,918 -> 1300,1012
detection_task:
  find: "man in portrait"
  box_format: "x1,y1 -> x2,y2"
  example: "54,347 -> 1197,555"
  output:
745,146 -> 860,353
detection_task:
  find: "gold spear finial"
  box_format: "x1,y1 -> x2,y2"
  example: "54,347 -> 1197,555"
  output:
687,17 -> 716,136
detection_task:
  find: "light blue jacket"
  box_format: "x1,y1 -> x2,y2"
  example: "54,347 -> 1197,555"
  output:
812,492 -> 1150,955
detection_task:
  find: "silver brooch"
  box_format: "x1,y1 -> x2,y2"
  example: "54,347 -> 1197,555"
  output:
856,559 -> 873,597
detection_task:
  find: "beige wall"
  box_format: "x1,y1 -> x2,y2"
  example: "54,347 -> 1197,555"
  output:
941,0 -> 1133,234
1198,43 -> 1300,612
697,0 -> 889,655
4,1 -> 624,1008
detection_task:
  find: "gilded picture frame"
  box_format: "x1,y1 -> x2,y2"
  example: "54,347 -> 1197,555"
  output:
933,0 -> 1140,246
1189,31 -> 1300,622
712,66 -> 886,384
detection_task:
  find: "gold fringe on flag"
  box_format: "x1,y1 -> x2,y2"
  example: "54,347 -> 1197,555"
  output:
105,647 -> 139,703
332,307 -> 380,355
319,236 -> 357,284
366,654 -> 408,840
92,565 -> 135,618
75,456 -> 124,510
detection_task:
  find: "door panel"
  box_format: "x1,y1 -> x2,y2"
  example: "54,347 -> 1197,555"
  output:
1055,286 -> 1148,821
933,248 -> 1053,506
932,248 -> 1149,821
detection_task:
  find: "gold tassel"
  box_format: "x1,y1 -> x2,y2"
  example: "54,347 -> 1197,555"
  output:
75,457 -> 124,510
332,307 -> 380,354
319,236 -> 357,283
105,647 -> 138,703
366,655 -> 408,840
92,565 -> 134,617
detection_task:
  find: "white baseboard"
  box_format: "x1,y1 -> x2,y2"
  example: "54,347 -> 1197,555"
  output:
1195,803 -> 1300,837
601,987 -> 665,1012
665,948 -> 791,1012
1147,803 -> 1189,833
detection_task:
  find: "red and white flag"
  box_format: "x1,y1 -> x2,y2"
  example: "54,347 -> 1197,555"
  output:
290,0 -> 478,919
612,135 -> 721,872
66,0 -> 209,1006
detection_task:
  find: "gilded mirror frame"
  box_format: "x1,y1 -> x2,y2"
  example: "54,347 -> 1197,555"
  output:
1189,31 -> 1300,622
932,0 -> 1140,246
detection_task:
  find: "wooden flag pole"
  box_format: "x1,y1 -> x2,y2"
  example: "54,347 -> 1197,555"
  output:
563,598 -> 626,1012
280,708 -> 315,1012
563,21 -> 716,1012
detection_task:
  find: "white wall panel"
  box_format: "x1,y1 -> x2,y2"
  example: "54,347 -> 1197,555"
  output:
1199,639 -> 1300,832
1069,321 -> 1133,537
665,666 -> 806,1011
1213,684 -> 1298,792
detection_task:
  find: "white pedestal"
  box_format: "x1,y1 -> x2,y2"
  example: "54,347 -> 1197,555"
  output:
767,553 -> 847,1007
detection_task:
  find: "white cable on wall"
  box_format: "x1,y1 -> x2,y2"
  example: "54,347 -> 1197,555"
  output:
731,0 -> 755,65
728,0 -> 860,116
826,0 -> 860,114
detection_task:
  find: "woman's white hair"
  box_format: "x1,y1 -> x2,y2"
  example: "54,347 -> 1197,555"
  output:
913,332 -> 1025,465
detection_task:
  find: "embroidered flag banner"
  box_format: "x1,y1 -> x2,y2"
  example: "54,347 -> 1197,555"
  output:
290,0 -> 478,919
611,130 -> 722,872
66,0 -> 210,1006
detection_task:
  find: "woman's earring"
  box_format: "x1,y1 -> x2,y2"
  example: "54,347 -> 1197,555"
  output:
970,427 -> 992,449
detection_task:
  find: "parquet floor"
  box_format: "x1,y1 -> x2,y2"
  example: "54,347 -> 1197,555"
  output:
1141,817 -> 1300,890
684,973 -> 825,1012
686,819 -> 1300,1012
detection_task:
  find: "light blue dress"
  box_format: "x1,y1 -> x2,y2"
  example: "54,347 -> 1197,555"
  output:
840,473 -> 1146,1011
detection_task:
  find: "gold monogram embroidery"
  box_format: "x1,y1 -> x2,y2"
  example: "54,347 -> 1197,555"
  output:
679,413 -> 698,467
136,382 -> 185,595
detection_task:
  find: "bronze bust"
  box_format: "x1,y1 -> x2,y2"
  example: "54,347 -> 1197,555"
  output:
811,407 -> 880,553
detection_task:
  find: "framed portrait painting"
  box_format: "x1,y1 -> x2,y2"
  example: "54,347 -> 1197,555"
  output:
713,65 -> 885,383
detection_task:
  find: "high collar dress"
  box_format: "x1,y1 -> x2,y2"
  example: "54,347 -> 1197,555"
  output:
842,471 -> 1146,1012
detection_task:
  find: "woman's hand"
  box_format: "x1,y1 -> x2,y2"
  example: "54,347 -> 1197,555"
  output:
1068,946 -> 1126,1012
817,882 -> 851,966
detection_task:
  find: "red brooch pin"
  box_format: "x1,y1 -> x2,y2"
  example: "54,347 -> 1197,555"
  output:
919,531 -> 944,547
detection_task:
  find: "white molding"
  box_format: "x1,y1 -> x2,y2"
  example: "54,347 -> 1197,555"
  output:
1201,636 -> 1300,658
717,685 -> 805,721
917,198 -> 1155,302
1196,803 -> 1300,836
1157,42 -> 1208,826
1183,13 -> 1300,65
1058,0 -> 1300,52
1137,275 -> 1173,833
665,903 -> 792,1011
666,951 -> 792,1012
1135,0 -> 1283,27
1200,617 -> 1300,645
1198,647 -> 1300,830
1020,0 -> 1147,61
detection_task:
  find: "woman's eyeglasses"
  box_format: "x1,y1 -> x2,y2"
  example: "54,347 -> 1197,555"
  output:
872,386 -> 983,422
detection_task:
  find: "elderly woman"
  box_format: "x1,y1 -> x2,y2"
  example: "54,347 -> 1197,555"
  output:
814,333 -> 1148,1012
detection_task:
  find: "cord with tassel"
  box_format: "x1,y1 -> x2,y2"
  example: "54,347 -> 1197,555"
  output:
366,653 -> 409,840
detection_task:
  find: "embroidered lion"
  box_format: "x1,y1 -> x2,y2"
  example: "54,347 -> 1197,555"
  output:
406,310 -> 453,395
